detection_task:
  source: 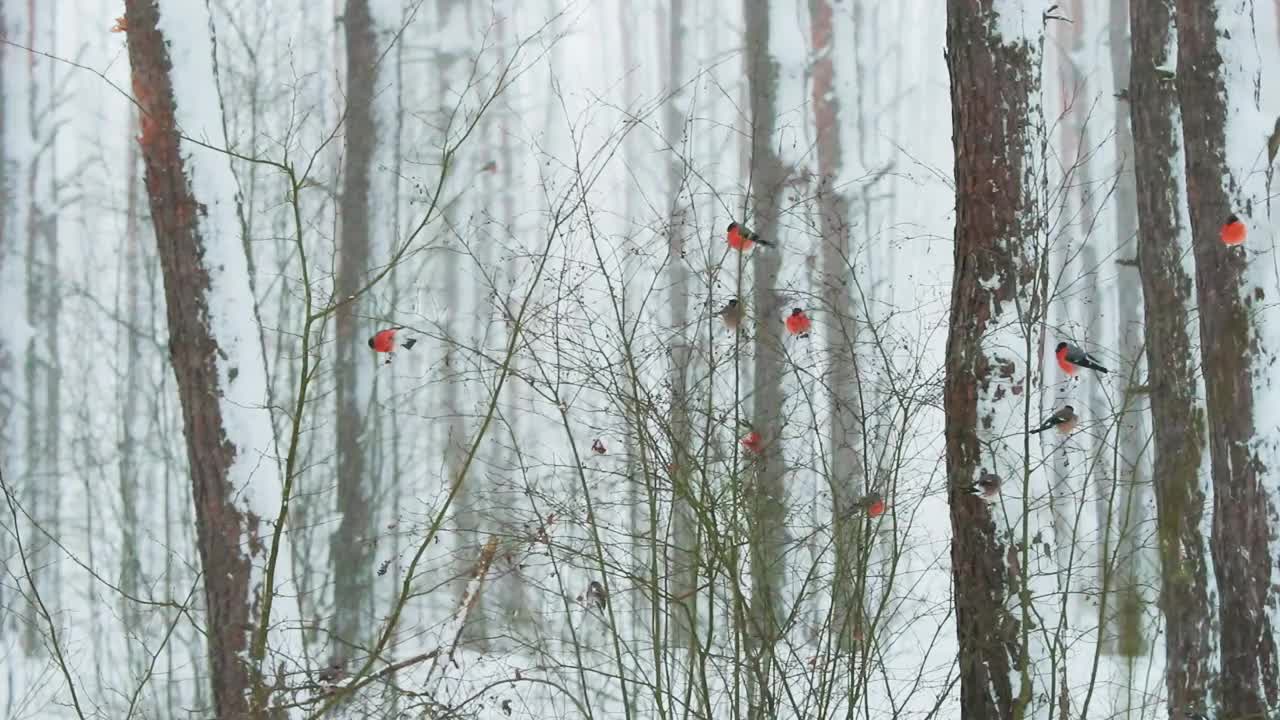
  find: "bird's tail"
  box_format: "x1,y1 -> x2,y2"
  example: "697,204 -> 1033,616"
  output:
753,237 -> 774,247
1082,360 -> 1109,373
401,338 -> 419,350
1028,426 -> 1048,434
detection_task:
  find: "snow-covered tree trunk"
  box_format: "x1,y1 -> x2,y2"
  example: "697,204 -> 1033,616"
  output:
1130,0 -> 1217,714
124,1 -> 298,716
944,2 -> 1057,718
743,1 -> 788,715
332,0 -> 400,659
809,0 -> 863,654
1175,1 -> 1280,716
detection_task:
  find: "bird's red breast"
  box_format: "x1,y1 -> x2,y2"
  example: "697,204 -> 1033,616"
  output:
786,312 -> 811,336
1221,217 -> 1247,246
741,431 -> 764,454
727,226 -> 753,251
868,499 -> 886,518
1056,346 -> 1076,375
371,328 -> 398,353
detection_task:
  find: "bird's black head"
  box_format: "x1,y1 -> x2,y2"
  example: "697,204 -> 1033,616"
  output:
791,307 -> 803,315
1227,213 -> 1240,225
1062,405 -> 1074,413
726,222 -> 739,233
728,298 -> 738,307
367,337 -> 375,349
1055,342 -> 1068,352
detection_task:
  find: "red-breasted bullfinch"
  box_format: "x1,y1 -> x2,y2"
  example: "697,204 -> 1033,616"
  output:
726,222 -> 773,251
369,326 -> 418,364
1056,341 -> 1108,375
785,308 -> 811,337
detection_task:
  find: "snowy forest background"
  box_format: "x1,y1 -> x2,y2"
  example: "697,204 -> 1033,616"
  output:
1,0 -> 1278,718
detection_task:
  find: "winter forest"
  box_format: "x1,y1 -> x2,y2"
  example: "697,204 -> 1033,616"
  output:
2,0 -> 1279,718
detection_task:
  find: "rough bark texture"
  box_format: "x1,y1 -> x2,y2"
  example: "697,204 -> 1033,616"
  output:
332,0 -> 379,657
743,1 -> 787,715
1176,2 -> 1280,716
810,0 -> 863,653
124,2 -> 258,716
1130,0 -> 1216,714
944,3 -> 1047,718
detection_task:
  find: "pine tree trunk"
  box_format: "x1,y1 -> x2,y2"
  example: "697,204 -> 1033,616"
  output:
124,1 -> 293,715
332,0 -> 400,659
944,3 -> 1057,718
1175,1 -> 1280,716
743,1 -> 787,716
1129,0 -> 1216,714
809,0 -> 863,653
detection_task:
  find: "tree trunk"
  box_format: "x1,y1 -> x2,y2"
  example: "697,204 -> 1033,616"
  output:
124,1 -> 294,715
743,1 -> 787,716
332,0 -> 400,659
944,2 -> 1056,718
1175,1 -> 1280,716
1130,0 -> 1217,714
809,0 -> 863,654
1108,0 -> 1150,660
660,0 -> 697,650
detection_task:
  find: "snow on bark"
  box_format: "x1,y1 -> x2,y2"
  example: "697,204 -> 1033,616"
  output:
1175,0 -> 1280,716
946,1 -> 1059,717
1130,0 -> 1218,714
153,2 -> 281,520
126,0 -> 299,714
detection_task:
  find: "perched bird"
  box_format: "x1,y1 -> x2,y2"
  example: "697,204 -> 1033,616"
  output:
867,496 -> 886,518
586,581 -> 607,610
592,439 -> 607,455
785,308 -> 812,337
965,471 -> 1002,498
741,430 -> 765,454
368,326 -> 419,364
726,221 -> 773,251
719,299 -> 743,331
1056,341 -> 1108,375
1030,405 -> 1077,435
1221,214 -> 1247,246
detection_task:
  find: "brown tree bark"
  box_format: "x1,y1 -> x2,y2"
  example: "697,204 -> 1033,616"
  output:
125,2 -> 280,716
1130,1 -> 1217,716
944,2 -> 1053,718
809,0 -> 864,654
1175,1 -> 1280,716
